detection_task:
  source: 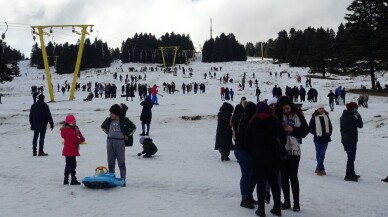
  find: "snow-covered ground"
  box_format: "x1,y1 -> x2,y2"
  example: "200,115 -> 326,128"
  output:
0,58 -> 387,217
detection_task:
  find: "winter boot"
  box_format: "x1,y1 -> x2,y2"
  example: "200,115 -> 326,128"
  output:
382,176 -> 388,182
70,176 -> 81,185
255,205 -> 266,217
64,175 -> 69,185
140,132 -> 146,136
247,194 -> 259,205
38,152 -> 48,156
270,205 -> 282,216
281,202 -> 291,210
33,152 -> 37,156
265,192 -> 271,204
240,195 -> 255,209
293,202 -> 300,212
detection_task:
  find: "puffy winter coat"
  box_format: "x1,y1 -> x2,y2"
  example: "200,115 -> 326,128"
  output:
340,110 -> 363,145
61,125 -> 84,156
245,114 -> 287,168
215,102 -> 234,150
140,98 -> 154,124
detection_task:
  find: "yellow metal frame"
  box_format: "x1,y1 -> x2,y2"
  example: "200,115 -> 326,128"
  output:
31,24 -> 94,101
183,50 -> 196,65
159,46 -> 179,70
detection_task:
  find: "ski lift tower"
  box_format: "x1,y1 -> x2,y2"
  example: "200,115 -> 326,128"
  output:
31,24 -> 94,101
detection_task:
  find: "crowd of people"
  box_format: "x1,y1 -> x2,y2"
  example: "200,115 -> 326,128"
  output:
214,95 -> 373,216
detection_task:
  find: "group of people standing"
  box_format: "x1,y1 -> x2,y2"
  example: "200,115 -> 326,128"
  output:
214,95 -> 367,216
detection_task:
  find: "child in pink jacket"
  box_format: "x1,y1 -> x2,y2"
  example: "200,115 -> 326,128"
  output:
61,114 -> 85,185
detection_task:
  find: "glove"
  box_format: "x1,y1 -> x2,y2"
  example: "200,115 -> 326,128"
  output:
50,124 -> 54,130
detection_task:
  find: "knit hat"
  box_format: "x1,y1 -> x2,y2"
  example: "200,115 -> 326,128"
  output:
109,104 -> 122,116
65,114 -> 76,124
346,102 -> 358,110
256,102 -> 270,114
267,98 -> 278,106
139,137 -> 145,144
316,103 -> 325,109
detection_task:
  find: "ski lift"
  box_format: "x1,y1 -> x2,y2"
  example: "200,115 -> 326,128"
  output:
1,22 -> 8,54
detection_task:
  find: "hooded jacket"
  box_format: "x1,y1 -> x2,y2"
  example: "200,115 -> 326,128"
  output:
215,102 -> 234,150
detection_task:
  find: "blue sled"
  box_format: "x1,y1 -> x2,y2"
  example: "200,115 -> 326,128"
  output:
82,173 -> 125,188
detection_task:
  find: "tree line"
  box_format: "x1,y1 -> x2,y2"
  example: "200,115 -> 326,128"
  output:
120,32 -> 195,65
0,39 -> 23,82
246,0 -> 388,89
202,33 -> 247,62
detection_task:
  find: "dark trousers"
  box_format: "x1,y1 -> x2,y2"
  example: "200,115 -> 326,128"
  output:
64,156 -> 77,177
329,100 -> 334,111
255,164 -> 281,208
32,127 -> 47,153
280,155 -> 300,205
344,143 -> 357,178
234,149 -> 256,196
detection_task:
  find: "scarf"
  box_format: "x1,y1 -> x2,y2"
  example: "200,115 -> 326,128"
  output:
283,113 -> 301,156
315,114 -> 330,137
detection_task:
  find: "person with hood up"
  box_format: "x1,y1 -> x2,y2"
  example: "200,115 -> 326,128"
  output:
246,102 -> 287,217
276,96 -> 309,212
232,101 -> 257,209
140,96 -> 154,136
61,114 -> 85,185
340,102 -> 363,182
215,102 -> 234,161
309,104 -> 333,176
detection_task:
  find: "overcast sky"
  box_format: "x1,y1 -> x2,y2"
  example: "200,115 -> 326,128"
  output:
0,0 -> 353,56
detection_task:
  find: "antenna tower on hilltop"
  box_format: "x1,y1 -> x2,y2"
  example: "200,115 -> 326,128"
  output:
210,18 -> 213,39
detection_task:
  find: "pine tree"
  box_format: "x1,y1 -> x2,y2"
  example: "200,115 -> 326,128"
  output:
0,59 -> 13,83
344,0 -> 388,89
273,30 -> 289,63
11,61 -> 20,77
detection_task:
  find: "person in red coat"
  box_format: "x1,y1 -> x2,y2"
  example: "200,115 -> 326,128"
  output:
61,114 -> 85,185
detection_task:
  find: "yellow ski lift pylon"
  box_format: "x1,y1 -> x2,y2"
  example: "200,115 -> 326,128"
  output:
31,24 -> 94,101
183,50 -> 196,65
158,46 -> 179,71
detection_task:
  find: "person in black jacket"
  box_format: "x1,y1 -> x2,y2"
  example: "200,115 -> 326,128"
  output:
246,102 -> 287,217
309,104 -> 333,176
215,102 -> 234,161
340,102 -> 363,182
232,101 -> 257,209
276,96 -> 309,212
29,94 -> 54,156
327,90 -> 335,111
140,96 -> 154,136
138,137 -> 158,158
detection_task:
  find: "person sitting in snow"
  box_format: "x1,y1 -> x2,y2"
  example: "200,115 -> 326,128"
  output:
83,92 -> 94,101
137,137 -> 158,158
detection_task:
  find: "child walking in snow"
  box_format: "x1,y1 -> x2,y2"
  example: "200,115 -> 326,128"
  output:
61,114 -> 85,185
